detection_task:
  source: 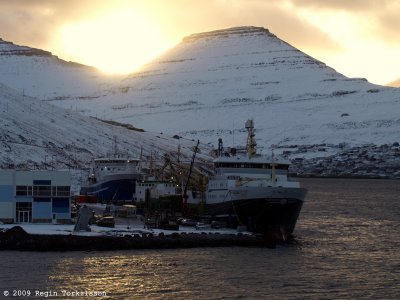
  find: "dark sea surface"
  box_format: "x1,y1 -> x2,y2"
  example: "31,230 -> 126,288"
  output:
0,178 -> 399,299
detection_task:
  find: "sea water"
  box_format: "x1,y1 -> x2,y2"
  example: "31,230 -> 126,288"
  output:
0,178 -> 399,299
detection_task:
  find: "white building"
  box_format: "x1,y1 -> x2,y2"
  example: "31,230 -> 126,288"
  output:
0,170 -> 71,224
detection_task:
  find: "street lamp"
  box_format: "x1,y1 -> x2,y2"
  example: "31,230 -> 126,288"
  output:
51,155 -> 56,170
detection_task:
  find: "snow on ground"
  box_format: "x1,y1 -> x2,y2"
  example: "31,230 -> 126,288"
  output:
0,222 -> 243,237
0,201 -> 244,237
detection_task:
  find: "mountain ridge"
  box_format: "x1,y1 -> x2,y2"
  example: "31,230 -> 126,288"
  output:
1,26 -> 399,162
0,38 -> 52,57
65,26 -> 399,150
0,36 -> 118,102
387,78 -> 400,87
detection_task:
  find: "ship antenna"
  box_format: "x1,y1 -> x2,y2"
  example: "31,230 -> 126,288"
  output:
245,119 -> 257,158
139,147 -> 143,171
218,138 -> 223,157
271,145 -> 276,185
148,152 -> 154,176
232,121 -> 235,147
113,135 -> 118,156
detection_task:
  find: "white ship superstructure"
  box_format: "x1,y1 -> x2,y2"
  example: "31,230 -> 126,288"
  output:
204,119 -> 307,235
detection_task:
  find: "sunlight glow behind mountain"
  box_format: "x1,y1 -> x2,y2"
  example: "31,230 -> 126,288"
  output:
58,9 -> 176,74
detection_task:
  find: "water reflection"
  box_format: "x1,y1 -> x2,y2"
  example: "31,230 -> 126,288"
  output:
0,179 -> 399,299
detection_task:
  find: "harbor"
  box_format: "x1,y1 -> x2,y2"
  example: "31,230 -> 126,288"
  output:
1,13 -> 400,299
1,177 -> 398,298
0,119 -> 307,249
75,119 -> 307,238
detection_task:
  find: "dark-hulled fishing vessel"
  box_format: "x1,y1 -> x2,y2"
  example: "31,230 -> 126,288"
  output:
80,154 -> 143,203
205,119 -> 307,237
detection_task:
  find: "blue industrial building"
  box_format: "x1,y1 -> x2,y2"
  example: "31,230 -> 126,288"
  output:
0,170 -> 71,224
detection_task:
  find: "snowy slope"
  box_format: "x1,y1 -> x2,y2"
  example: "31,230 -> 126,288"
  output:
0,82 -> 210,171
1,27 -> 400,153
49,26 -> 400,150
0,38 -> 118,102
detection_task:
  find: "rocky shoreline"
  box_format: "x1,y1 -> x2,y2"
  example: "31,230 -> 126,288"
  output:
0,226 -> 278,251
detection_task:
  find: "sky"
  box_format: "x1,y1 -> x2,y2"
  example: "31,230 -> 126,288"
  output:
0,0 -> 399,85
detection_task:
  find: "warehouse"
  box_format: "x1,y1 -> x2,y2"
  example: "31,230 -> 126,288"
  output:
0,170 -> 71,224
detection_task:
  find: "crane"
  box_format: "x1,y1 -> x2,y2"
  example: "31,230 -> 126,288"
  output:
182,140 -> 199,214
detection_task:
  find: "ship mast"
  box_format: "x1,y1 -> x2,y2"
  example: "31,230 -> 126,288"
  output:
245,119 -> 257,158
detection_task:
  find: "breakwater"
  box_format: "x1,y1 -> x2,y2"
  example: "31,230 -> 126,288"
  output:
0,226 -> 277,251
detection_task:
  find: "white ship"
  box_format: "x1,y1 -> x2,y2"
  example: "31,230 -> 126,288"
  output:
204,119 -> 307,236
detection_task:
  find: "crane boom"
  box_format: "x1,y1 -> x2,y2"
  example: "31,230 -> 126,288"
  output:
182,140 -> 200,213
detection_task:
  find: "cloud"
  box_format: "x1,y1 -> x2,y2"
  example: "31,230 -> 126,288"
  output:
289,0 -> 393,11
0,0 -> 397,83
153,0 -> 342,54
236,4 -> 342,54
0,0 -> 109,46
289,0 -> 400,46
375,9 -> 400,44
0,0 -> 341,51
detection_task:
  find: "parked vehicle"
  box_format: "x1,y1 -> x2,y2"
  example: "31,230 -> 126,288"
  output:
180,218 -> 198,227
96,216 -> 115,228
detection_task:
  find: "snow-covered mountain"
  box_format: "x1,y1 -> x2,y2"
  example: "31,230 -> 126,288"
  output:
0,82 -> 208,172
52,26 -> 400,150
387,78 -> 400,87
1,27 -> 400,157
0,38 -> 118,103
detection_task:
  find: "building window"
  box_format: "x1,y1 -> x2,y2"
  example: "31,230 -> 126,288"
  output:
16,186 -> 32,196
33,186 -> 51,197
52,186 -> 70,197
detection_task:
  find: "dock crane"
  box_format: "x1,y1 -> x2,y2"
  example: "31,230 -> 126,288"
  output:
182,140 -> 199,214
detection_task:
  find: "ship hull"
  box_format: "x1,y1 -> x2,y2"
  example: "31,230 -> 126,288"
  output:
204,187 -> 307,236
80,174 -> 140,203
